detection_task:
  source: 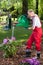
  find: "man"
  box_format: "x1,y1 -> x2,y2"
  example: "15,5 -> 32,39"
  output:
26,9 -> 42,58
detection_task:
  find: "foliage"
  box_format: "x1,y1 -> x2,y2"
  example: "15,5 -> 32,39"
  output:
3,42 -> 16,57
0,0 -> 43,19
0,0 -> 22,17
0,40 -> 22,58
40,0 -> 43,19
28,0 -> 36,10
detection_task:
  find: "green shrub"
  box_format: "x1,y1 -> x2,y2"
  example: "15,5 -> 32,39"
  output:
1,41 -> 22,58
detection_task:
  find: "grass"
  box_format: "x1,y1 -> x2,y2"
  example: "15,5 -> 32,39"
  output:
0,25 -> 32,44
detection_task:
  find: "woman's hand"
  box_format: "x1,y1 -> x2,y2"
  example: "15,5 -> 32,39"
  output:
28,27 -> 32,30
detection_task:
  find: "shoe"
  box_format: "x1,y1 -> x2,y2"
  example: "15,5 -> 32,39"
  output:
26,51 -> 31,57
37,53 -> 40,59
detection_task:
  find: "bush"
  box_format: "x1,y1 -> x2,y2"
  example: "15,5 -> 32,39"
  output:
2,41 -> 17,58
0,37 -> 22,58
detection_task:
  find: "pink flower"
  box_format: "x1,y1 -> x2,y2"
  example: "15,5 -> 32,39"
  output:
3,39 -> 9,44
11,36 -> 16,41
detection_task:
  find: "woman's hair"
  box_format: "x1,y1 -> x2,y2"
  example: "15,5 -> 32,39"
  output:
28,9 -> 34,13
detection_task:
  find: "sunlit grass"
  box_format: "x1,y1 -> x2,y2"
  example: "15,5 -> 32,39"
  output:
0,26 -> 32,44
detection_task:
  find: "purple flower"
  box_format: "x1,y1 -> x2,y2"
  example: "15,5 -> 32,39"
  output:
34,60 -> 40,65
21,57 -> 40,65
3,39 -> 9,44
11,36 -> 16,41
32,57 -> 40,65
22,58 -> 33,65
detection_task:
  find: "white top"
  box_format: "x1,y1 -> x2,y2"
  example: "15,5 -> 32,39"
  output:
32,14 -> 41,29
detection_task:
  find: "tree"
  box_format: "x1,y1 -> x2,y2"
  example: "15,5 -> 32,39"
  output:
36,0 -> 38,14
22,0 -> 28,15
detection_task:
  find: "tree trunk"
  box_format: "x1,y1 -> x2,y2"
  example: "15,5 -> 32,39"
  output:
22,0 -> 28,15
36,0 -> 38,14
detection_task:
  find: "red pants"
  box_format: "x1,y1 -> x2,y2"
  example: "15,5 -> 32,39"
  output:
26,27 -> 42,51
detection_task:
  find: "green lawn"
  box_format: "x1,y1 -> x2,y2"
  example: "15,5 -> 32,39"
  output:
0,20 -> 43,44
0,26 -> 32,44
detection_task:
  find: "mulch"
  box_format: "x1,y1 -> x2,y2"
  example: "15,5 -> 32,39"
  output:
0,43 -> 43,65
